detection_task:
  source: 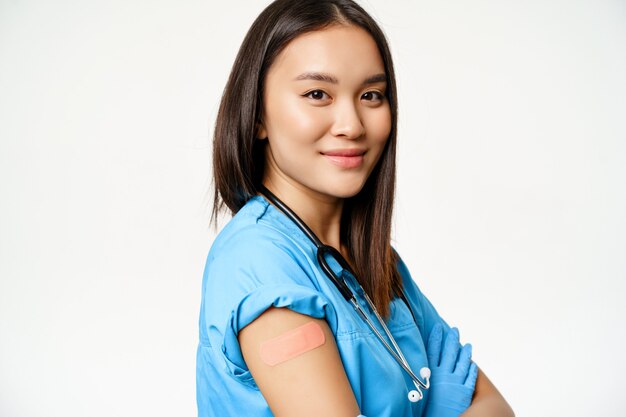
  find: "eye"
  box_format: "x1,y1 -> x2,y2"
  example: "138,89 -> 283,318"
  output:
362,91 -> 385,102
303,89 -> 330,101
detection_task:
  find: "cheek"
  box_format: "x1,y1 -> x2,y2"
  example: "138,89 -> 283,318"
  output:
265,92 -> 329,140
367,108 -> 392,145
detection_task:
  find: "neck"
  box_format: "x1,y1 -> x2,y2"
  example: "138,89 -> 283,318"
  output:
261,179 -> 344,251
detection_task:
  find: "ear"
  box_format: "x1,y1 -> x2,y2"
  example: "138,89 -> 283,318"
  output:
256,122 -> 268,140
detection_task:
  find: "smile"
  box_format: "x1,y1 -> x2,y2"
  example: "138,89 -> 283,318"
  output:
321,149 -> 366,169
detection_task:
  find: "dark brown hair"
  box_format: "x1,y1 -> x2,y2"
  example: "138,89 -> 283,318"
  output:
211,0 -> 401,319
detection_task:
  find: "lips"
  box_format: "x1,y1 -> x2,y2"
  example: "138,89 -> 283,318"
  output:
322,149 -> 366,157
321,149 -> 366,168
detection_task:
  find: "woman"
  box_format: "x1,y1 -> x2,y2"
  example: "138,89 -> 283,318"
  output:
197,1 -> 514,416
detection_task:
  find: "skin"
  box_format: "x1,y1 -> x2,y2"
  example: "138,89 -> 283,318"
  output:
239,24 -> 514,417
464,369 -> 515,417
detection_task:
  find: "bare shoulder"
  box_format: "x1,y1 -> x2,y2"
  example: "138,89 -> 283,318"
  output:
239,306 -> 360,417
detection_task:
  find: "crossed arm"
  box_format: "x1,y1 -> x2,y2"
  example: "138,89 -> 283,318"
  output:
462,369 -> 515,417
239,306 -> 514,417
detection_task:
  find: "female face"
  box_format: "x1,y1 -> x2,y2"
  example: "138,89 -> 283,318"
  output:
257,24 -> 392,201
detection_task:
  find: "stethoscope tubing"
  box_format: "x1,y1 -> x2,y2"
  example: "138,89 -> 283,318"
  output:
258,186 -> 430,393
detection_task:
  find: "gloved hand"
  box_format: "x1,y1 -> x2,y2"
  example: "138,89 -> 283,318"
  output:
423,323 -> 478,417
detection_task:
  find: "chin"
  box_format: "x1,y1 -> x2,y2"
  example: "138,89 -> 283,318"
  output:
323,182 -> 366,199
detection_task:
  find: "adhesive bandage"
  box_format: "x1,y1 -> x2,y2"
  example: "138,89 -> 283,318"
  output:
259,321 -> 326,366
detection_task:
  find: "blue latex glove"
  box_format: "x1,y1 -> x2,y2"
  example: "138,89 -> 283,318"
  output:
424,323 -> 478,417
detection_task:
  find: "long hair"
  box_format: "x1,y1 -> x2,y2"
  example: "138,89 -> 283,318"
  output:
211,0 -> 401,319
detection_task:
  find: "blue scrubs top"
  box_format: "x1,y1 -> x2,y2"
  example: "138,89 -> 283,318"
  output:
196,195 -> 452,417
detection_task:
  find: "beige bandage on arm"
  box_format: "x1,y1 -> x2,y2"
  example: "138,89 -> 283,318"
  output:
259,321 -> 326,366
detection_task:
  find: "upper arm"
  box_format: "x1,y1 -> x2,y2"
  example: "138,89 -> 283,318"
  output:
239,306 -> 360,417
473,367 -> 497,400
462,367 -> 515,417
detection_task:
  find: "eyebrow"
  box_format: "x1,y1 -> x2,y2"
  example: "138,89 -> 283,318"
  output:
293,71 -> 387,86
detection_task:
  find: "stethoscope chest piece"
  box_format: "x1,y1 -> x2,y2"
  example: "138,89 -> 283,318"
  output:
407,367 -> 431,402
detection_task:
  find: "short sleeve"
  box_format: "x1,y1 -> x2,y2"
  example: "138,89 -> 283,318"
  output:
395,251 -> 452,346
202,225 -> 338,388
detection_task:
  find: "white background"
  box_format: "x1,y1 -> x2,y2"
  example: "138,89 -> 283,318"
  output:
1,0 -> 624,416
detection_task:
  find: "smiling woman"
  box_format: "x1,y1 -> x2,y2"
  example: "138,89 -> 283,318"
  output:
256,25 -> 391,203
196,1 -> 514,416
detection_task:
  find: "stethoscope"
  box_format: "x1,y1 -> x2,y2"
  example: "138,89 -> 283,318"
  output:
259,185 -> 431,403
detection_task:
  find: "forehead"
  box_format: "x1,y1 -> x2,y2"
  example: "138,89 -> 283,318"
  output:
267,25 -> 386,81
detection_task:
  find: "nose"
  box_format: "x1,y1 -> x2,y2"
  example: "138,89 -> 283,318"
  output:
330,98 -> 365,139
